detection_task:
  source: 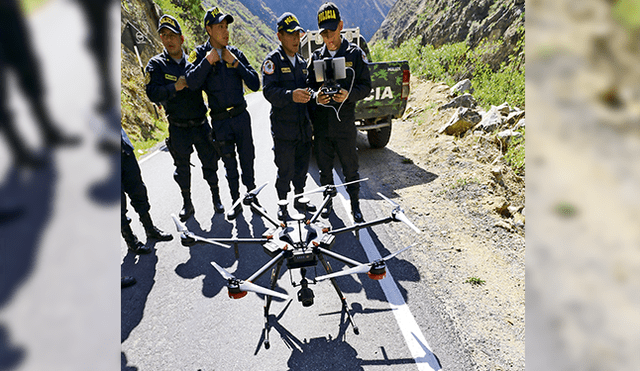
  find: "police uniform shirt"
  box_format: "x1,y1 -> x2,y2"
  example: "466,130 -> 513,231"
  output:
307,37 -> 371,137
262,45 -> 312,142
145,49 -> 207,122
185,40 -> 260,113
121,128 -> 134,155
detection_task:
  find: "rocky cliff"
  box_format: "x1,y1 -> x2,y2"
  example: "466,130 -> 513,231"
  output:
372,0 -> 524,69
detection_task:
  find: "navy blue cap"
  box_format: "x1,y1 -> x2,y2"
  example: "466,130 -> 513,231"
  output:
277,12 -> 303,33
204,7 -> 234,27
317,2 -> 341,32
158,14 -> 181,35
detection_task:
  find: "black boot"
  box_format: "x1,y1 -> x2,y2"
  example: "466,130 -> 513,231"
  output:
277,200 -> 289,221
179,190 -> 195,221
211,187 -> 225,214
351,197 -> 364,223
320,199 -> 333,219
227,198 -> 242,220
122,224 -> 152,254
121,276 -> 136,288
140,212 -> 173,241
295,190 -> 316,212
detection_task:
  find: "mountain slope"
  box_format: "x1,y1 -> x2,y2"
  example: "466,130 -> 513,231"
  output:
372,0 -> 524,69
237,0 -> 397,40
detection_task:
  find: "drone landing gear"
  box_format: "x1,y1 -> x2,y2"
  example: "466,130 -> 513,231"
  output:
263,259 -> 285,349
318,254 -> 360,335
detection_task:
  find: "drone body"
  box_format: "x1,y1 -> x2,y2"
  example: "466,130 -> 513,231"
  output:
171,180 -> 420,349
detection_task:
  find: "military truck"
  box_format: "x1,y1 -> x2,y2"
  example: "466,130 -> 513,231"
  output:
300,28 -> 410,148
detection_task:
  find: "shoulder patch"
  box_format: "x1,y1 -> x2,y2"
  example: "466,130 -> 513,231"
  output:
362,50 -> 369,63
188,50 -> 197,64
263,59 -> 275,75
144,71 -> 151,85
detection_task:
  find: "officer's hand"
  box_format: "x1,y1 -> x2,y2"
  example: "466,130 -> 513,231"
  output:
175,76 -> 188,91
333,89 -> 349,103
317,91 -> 331,105
292,89 -> 311,103
221,48 -> 238,67
205,49 -> 220,64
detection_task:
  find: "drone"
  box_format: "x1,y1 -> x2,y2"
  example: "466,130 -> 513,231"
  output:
171,179 -> 421,349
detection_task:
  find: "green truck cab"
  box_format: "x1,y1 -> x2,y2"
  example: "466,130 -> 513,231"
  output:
300,28 -> 410,148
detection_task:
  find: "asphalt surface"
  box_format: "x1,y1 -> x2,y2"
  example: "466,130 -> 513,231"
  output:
121,93 -> 473,370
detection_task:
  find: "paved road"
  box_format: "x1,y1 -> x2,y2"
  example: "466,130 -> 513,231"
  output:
121,93 -> 472,370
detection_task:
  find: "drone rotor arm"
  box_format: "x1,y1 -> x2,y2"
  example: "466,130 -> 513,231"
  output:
394,212 -> 422,234
376,192 -> 399,207
250,182 -> 269,196
238,281 -> 289,300
210,261 -> 236,280
315,263 -> 371,281
381,245 -> 414,262
171,214 -> 189,234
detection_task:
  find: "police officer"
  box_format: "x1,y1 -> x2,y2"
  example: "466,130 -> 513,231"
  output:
307,2 -> 372,222
262,13 -> 317,220
185,7 -> 261,220
121,128 -> 172,254
145,15 -> 224,221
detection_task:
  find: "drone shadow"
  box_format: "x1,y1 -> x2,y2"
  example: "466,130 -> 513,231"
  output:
174,208 -> 290,300
252,299 -> 440,370
305,158 -> 423,306
121,247 -> 158,343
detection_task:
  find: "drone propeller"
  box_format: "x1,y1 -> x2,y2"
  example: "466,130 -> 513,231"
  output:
377,193 -> 421,234
296,178 -> 369,197
228,182 -> 269,213
315,245 -> 413,281
210,262 -> 290,300
171,214 -> 230,248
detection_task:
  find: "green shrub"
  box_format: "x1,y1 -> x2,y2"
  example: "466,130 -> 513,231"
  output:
504,128 -> 525,176
370,34 -> 525,110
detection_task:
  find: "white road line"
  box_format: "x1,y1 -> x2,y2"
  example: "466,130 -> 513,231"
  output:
333,172 -> 441,371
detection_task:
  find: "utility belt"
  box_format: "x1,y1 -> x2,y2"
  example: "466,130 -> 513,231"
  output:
209,101 -> 247,121
169,117 -> 206,128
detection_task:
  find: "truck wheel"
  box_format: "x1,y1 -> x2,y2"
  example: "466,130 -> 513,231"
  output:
367,122 -> 392,148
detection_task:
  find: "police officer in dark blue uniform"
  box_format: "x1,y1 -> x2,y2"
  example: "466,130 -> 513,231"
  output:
262,13 -> 318,220
185,7 -> 261,220
145,15 -> 224,221
308,2 -> 372,223
121,128 -> 172,254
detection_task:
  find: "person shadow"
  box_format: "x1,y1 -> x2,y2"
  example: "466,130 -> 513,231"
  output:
0,160 -> 56,371
120,244 -> 158,371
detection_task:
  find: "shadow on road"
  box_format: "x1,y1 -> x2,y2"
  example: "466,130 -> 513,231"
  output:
0,162 -> 55,370
121,248 -> 158,343
356,131 -> 438,198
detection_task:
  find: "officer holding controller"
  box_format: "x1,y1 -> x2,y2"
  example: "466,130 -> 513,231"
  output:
307,2 -> 372,223
262,12 -> 318,220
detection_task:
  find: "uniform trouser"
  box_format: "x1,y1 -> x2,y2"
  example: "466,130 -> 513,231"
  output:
121,150 -> 151,227
0,4 -> 57,134
0,5 -> 44,103
168,122 -> 220,192
273,138 -> 312,200
314,131 -> 360,199
212,111 -> 255,197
